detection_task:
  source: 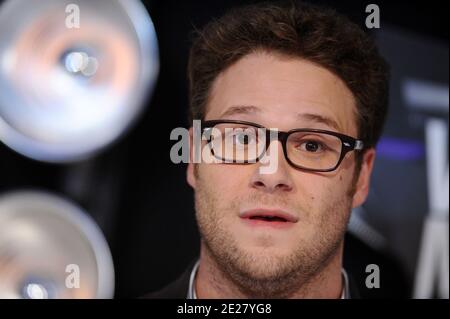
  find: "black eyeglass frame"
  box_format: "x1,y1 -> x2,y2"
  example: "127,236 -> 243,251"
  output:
202,119 -> 365,172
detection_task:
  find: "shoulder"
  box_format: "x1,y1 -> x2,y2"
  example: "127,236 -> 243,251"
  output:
142,260 -> 197,299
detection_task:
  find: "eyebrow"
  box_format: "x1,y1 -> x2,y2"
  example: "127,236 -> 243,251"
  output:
219,105 -> 261,118
219,105 -> 341,131
297,113 -> 341,131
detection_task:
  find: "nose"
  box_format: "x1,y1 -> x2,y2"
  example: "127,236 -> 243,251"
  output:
249,140 -> 294,193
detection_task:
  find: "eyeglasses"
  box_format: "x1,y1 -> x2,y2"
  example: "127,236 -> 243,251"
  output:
202,119 -> 365,172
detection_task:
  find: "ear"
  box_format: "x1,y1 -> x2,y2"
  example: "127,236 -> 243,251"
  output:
187,127 -> 196,189
352,148 -> 376,208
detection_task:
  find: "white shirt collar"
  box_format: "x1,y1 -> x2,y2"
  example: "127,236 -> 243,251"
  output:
187,260 -> 351,299
187,260 -> 200,299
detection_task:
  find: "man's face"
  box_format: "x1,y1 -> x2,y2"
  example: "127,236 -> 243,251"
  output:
187,52 -> 375,296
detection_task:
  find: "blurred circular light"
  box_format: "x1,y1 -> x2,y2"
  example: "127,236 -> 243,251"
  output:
0,0 -> 159,162
0,190 -> 115,299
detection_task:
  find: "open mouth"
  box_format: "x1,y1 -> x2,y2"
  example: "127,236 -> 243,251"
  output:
240,208 -> 298,228
248,215 -> 288,222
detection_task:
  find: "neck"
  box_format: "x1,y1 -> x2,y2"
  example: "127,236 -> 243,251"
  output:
195,242 -> 344,299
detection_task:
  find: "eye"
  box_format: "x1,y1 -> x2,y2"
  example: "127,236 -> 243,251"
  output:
299,140 -> 324,152
233,132 -> 256,146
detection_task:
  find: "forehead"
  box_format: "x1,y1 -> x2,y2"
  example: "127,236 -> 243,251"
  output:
206,52 -> 358,136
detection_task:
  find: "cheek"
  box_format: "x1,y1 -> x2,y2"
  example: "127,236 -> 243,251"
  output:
296,171 -> 353,211
198,163 -> 250,196
296,176 -> 352,243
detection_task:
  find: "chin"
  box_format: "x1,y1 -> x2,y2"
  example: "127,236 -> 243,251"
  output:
237,257 -> 287,280
235,246 -> 292,272
238,232 -> 297,252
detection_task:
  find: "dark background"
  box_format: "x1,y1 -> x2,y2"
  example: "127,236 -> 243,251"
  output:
0,0 -> 448,298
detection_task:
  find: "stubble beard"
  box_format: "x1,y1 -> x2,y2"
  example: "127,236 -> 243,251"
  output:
194,170 -> 355,298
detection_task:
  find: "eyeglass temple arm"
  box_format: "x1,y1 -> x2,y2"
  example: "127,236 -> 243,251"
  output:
354,140 -> 364,150
343,139 -> 364,150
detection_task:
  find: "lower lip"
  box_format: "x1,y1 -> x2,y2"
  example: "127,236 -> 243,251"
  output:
241,218 -> 295,229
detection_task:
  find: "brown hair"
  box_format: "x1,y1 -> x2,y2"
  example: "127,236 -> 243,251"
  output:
187,1 -> 389,148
